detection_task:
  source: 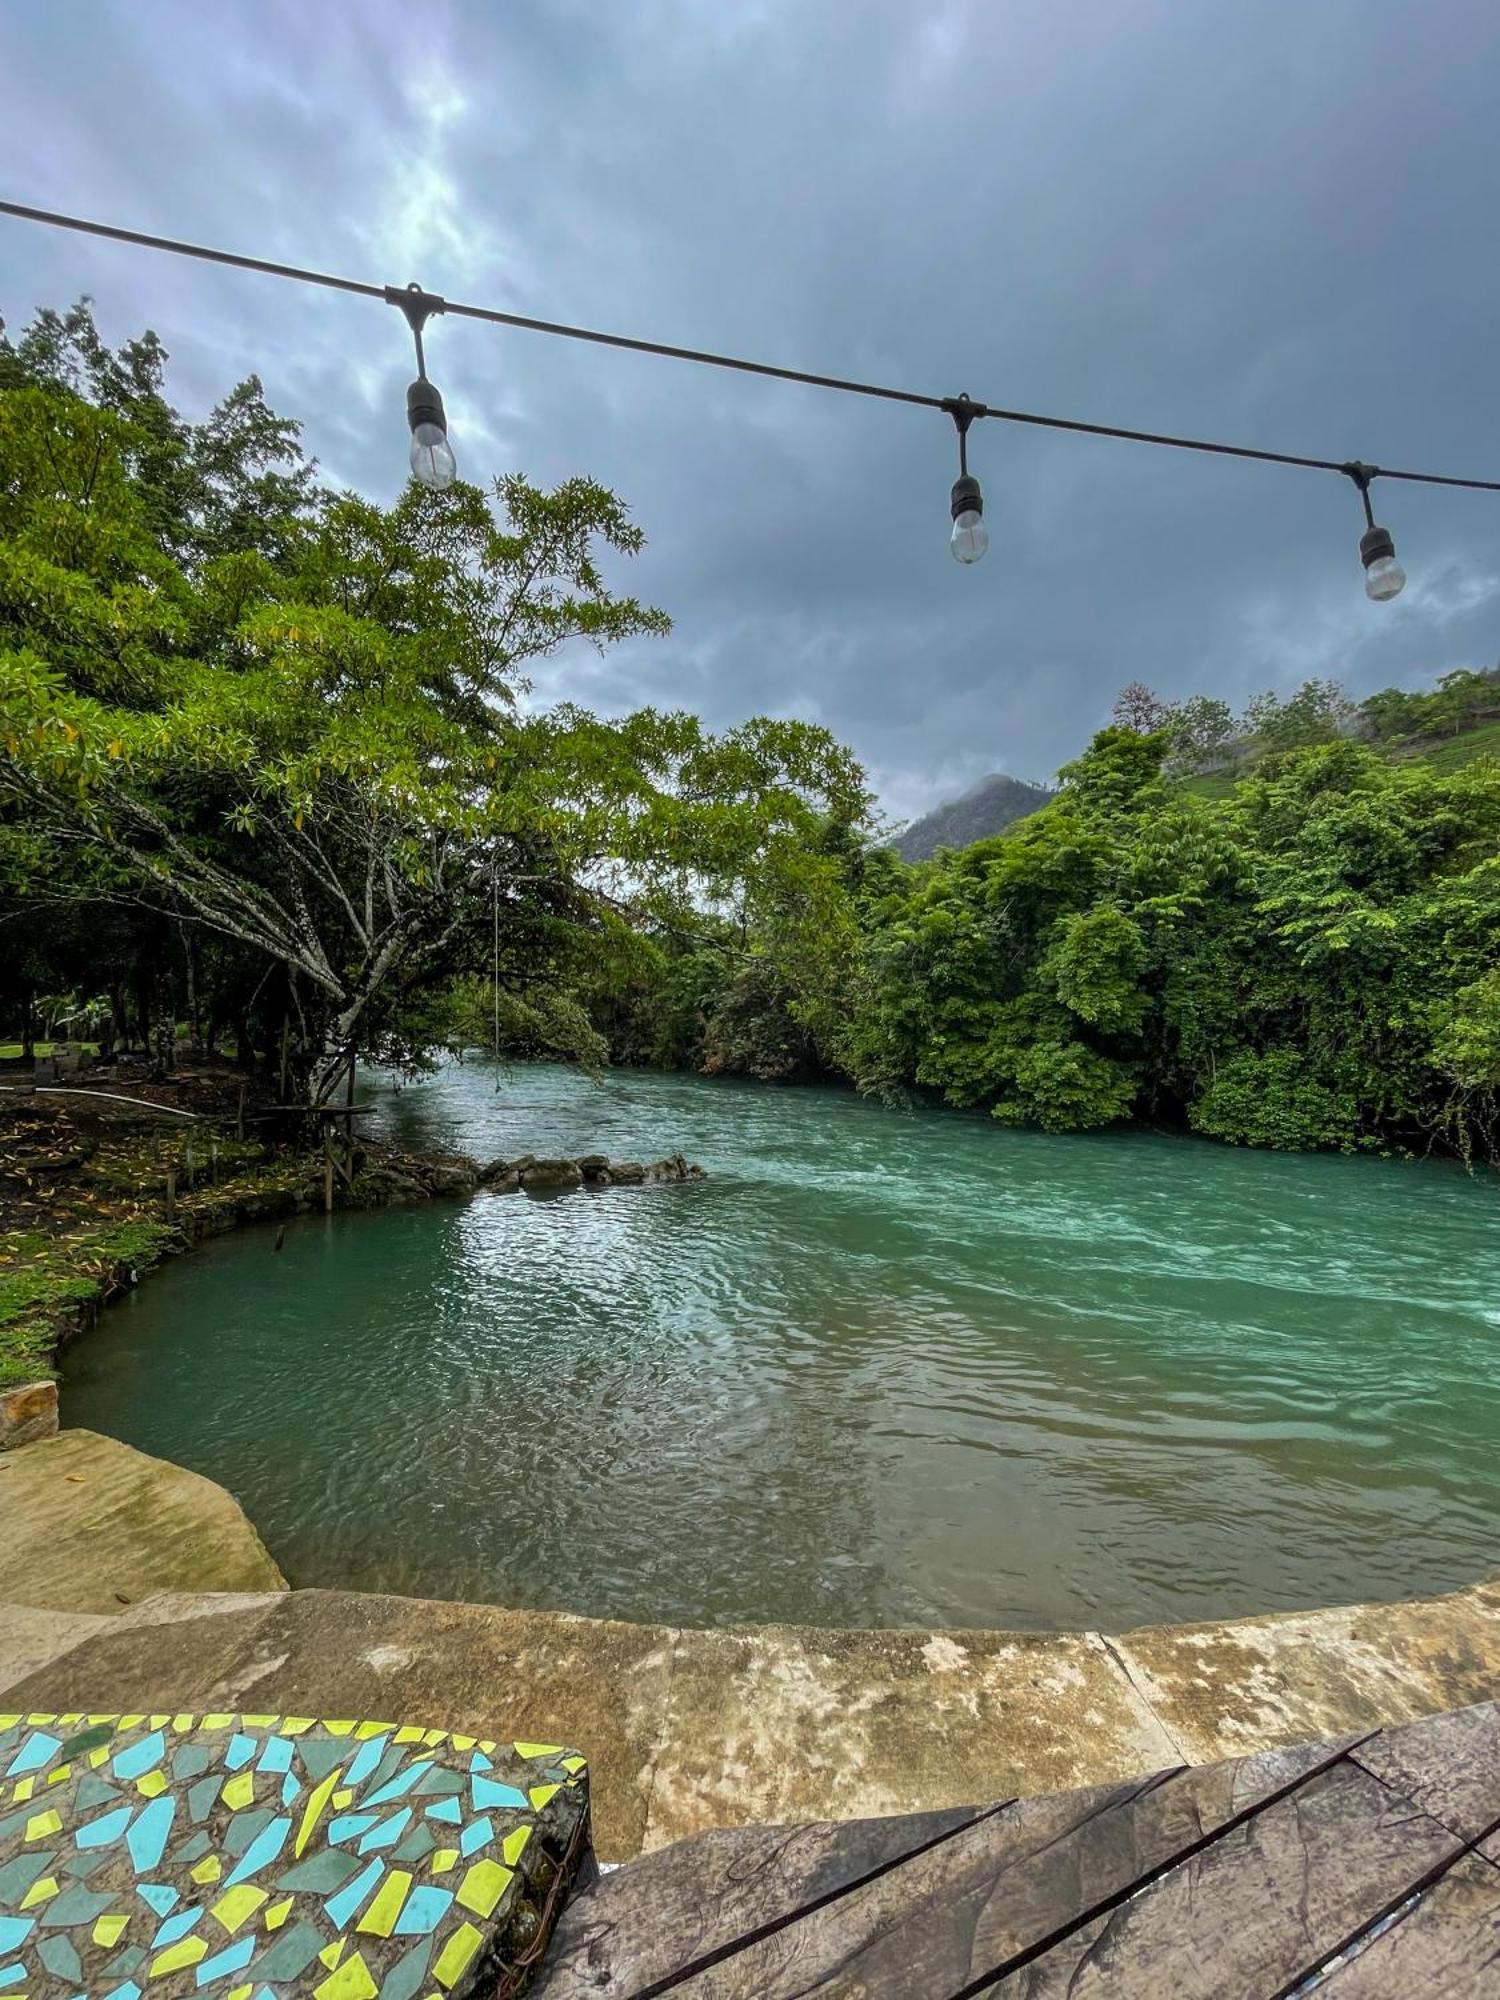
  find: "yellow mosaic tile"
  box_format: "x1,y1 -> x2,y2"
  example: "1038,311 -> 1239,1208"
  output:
150,1935 -> 209,1977
433,1921 -> 483,1990
356,1870 -> 411,1939
213,1885 -> 268,1935
316,1950 -> 378,2000
456,1860 -> 512,1921
294,1764 -> 344,1858
220,1770 -> 256,1812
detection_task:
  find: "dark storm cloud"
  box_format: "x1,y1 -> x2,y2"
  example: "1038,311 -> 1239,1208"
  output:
3,0 -> 1498,820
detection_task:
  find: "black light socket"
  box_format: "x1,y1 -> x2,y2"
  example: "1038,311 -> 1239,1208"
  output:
1359,524 -> 1395,570
406,378 -> 447,436
950,473 -> 983,521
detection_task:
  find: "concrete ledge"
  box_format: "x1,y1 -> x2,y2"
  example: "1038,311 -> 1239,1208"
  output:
6,1575 -> 1499,1861
1111,1576 -> 1500,1760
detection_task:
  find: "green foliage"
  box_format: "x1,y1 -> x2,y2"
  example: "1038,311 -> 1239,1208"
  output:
0,304 -> 868,1102
1243,678 -> 1355,751
1432,969 -> 1500,1088
1189,1051 -> 1362,1151
439,975 -> 610,1072
607,727 -> 1500,1159
1360,668 -> 1500,745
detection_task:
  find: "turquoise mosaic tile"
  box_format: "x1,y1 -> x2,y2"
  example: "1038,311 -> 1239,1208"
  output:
0,1712 -> 590,1997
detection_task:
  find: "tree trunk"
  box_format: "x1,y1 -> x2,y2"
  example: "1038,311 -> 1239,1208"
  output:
135,960 -> 154,1062
308,1040 -> 354,1109
21,987 -> 35,1065
149,965 -> 174,1081
180,925 -> 202,1056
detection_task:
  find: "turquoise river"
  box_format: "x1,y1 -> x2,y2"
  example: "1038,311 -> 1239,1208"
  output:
62,1061 -> 1500,1633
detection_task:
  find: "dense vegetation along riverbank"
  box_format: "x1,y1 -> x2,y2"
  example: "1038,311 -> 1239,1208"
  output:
580,727 -> 1500,1161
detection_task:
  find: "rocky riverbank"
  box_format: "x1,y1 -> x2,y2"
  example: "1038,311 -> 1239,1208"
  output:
477,1150 -> 706,1194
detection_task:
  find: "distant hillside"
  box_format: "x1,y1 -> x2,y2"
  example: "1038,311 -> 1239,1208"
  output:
894,773 -> 1055,861
1176,715 -> 1500,802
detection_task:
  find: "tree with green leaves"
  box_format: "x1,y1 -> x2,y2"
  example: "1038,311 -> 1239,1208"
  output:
0,308 -> 869,1103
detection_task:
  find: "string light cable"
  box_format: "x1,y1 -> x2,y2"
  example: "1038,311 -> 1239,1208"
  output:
3,196 -> 1497,592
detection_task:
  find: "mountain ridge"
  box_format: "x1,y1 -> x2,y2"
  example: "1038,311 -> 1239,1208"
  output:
893,771 -> 1056,861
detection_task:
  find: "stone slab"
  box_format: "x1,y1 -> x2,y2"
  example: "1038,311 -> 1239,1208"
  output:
641,1623 -> 1180,1852
0,1604 -> 112,1696
0,1430 -> 287,1613
1111,1581 -> 1500,1761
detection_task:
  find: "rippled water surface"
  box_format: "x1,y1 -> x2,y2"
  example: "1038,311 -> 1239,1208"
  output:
62,1061 -> 1500,1630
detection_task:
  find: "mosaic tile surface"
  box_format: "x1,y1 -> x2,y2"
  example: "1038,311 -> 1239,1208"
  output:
0,1710 -> 589,2000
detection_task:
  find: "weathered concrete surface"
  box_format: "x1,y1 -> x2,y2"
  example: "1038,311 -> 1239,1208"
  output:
0,1428 -> 288,1612
642,1622 -> 1179,1851
0,1602 -> 112,1694
1111,1576 -> 1500,1762
9,1576 -> 1499,1860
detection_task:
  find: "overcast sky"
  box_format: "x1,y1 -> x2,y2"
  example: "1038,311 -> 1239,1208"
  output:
3,1 -> 1498,821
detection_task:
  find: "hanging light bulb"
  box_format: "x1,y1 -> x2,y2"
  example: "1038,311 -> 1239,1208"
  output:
1360,527 -> 1406,602
407,379 -> 457,490
386,280 -> 458,491
1345,462 -> 1405,603
943,393 -> 989,565
950,475 -> 988,564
